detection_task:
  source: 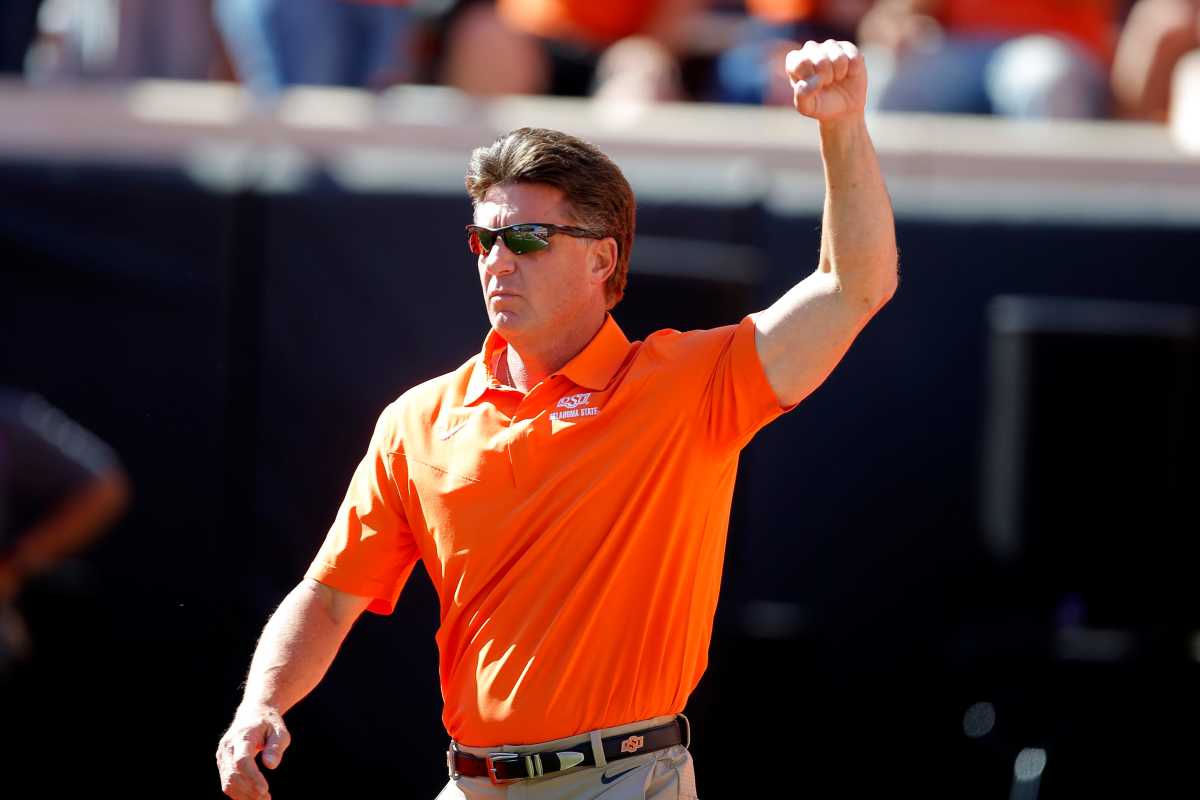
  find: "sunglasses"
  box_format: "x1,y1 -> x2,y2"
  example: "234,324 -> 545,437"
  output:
466,223 -> 605,256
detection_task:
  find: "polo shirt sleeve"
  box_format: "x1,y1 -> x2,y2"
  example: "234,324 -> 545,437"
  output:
678,316 -> 794,453
304,401 -> 420,615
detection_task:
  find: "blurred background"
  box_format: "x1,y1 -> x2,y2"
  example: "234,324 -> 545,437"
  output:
2,1 -> 1199,797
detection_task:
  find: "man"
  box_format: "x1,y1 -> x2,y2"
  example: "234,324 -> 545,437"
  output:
217,40 -> 896,800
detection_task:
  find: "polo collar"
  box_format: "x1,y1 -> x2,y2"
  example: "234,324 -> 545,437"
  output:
463,315 -> 631,405
463,330 -> 505,406
556,314 -> 631,390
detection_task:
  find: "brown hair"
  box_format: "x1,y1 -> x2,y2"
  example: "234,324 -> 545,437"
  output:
465,127 -> 636,308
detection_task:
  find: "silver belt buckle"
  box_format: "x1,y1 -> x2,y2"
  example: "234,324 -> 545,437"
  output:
486,752 -> 529,785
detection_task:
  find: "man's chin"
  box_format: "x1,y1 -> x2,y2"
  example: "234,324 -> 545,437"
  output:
489,311 -> 529,338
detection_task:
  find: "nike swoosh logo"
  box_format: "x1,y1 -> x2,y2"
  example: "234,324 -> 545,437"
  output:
437,420 -> 469,440
600,765 -> 640,785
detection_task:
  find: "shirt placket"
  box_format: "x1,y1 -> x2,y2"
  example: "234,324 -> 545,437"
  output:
505,379 -> 561,490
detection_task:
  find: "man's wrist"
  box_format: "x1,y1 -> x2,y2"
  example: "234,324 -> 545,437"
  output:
818,113 -> 869,140
236,699 -> 281,719
238,690 -> 275,709
818,113 -> 872,164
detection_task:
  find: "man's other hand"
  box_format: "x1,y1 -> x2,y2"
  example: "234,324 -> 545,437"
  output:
786,40 -> 869,122
216,705 -> 291,800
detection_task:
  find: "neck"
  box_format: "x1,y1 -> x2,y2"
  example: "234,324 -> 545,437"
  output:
502,311 -> 606,392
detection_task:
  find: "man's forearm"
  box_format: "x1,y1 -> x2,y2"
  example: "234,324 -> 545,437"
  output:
240,579 -> 358,714
817,115 -> 898,307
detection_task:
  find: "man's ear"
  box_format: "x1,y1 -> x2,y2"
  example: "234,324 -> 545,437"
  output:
589,237 -> 618,288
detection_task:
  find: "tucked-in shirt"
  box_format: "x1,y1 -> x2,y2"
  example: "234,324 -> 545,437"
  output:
305,315 -> 789,745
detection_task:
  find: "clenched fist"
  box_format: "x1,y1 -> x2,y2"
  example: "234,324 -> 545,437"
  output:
786,40 -> 868,122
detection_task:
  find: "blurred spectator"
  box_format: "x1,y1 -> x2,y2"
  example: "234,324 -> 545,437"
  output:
1111,0 -> 1200,121
858,0 -> 1118,118
1171,50 -> 1200,150
213,0 -> 411,96
0,390 -> 129,675
0,0 -> 43,74
25,0 -> 225,83
427,0 -> 704,102
715,0 -> 873,104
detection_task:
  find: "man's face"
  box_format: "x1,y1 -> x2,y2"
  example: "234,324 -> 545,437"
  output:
473,182 -> 601,344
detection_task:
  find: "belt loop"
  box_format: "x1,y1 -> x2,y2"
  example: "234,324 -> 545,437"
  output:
447,741 -> 460,779
589,729 -> 607,768
676,714 -> 691,750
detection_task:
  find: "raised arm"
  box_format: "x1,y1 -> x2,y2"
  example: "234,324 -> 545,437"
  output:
752,40 -> 898,407
216,578 -> 371,800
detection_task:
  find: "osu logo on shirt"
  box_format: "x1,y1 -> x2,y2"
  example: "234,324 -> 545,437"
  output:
557,392 -> 592,409
550,391 -> 599,422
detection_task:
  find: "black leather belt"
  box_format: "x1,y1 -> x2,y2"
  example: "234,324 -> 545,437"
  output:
448,716 -> 690,785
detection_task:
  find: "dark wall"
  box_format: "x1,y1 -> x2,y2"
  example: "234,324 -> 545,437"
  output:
713,214 -> 1200,797
0,159 -> 240,787
2,153 -> 1198,798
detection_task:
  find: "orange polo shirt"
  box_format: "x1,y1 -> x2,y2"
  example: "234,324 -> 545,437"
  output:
305,315 -> 790,746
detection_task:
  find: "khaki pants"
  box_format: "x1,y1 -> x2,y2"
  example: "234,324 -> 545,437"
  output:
436,716 -> 699,800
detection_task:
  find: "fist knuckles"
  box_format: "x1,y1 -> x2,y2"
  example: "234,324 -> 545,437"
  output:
787,39 -> 861,85
784,39 -> 867,119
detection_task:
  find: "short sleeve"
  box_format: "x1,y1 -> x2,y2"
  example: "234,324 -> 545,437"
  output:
701,316 -> 794,451
646,317 -> 793,453
304,403 -> 420,615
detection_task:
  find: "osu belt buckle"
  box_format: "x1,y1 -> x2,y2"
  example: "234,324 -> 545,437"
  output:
620,734 -> 645,753
486,751 -> 542,785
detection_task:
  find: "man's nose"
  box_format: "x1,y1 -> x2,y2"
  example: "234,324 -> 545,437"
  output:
482,238 -> 517,276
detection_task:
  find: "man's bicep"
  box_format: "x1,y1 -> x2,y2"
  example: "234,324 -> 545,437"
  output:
751,269 -> 887,407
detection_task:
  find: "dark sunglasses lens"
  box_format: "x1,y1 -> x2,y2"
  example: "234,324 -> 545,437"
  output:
469,228 -> 495,255
503,227 -> 549,255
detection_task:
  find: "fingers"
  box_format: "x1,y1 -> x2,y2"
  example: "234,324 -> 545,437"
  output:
786,39 -> 862,92
826,40 -> 851,84
217,736 -> 271,800
217,717 -> 287,800
785,39 -> 867,118
261,722 -> 292,770
785,46 -> 815,83
841,40 -> 864,79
